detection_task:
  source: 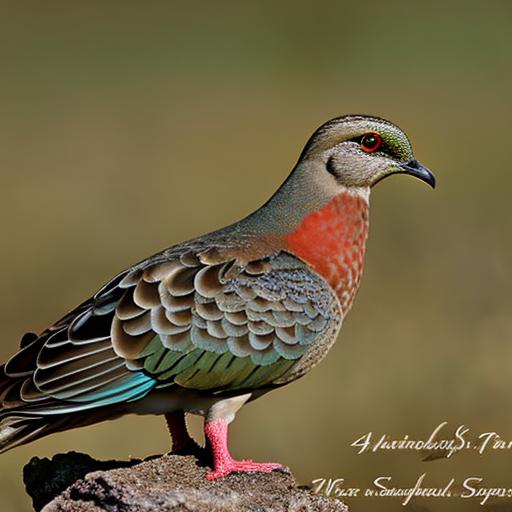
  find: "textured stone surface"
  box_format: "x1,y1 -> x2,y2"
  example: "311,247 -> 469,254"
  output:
23,452 -> 348,512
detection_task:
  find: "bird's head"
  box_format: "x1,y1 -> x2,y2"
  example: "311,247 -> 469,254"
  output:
298,115 -> 435,190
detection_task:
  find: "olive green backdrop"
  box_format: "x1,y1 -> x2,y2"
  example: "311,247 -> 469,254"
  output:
0,1 -> 511,511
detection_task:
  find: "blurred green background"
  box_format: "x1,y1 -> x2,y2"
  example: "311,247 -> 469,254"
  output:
0,1 -> 511,510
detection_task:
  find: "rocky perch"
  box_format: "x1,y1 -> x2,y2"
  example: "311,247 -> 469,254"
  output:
23,452 -> 348,511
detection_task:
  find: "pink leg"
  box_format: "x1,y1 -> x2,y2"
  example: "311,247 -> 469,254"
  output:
204,418 -> 286,480
165,411 -> 200,453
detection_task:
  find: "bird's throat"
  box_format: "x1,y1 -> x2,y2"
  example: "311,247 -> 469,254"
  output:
285,191 -> 369,312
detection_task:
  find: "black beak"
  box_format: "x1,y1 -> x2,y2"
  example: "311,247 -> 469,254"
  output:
399,160 -> 436,189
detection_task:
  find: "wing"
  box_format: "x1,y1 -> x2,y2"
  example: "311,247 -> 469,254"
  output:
2,245 -> 338,415
111,249 -> 338,392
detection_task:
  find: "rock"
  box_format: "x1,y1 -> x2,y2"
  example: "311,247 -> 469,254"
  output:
23,452 -> 141,511
23,452 -> 348,512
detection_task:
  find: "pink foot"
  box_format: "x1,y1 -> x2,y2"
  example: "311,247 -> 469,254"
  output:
204,418 -> 287,480
207,458 -> 285,480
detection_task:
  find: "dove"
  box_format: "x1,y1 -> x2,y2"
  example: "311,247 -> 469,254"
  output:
0,115 -> 435,479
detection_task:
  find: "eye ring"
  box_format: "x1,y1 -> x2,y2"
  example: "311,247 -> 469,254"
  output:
360,132 -> 382,153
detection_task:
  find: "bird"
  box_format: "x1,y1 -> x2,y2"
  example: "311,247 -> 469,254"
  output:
0,114 -> 435,479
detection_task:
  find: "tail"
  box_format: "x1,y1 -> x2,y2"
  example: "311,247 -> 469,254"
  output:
0,414 -> 63,454
0,366 -> 62,452
0,366 -> 125,453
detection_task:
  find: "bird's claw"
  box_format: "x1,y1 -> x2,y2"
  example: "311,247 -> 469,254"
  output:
206,459 -> 287,480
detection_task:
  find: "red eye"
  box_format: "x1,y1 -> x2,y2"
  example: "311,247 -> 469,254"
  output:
360,132 -> 382,153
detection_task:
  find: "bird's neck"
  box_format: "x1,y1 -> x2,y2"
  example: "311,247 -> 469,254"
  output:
285,189 -> 370,312
232,164 -> 370,310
